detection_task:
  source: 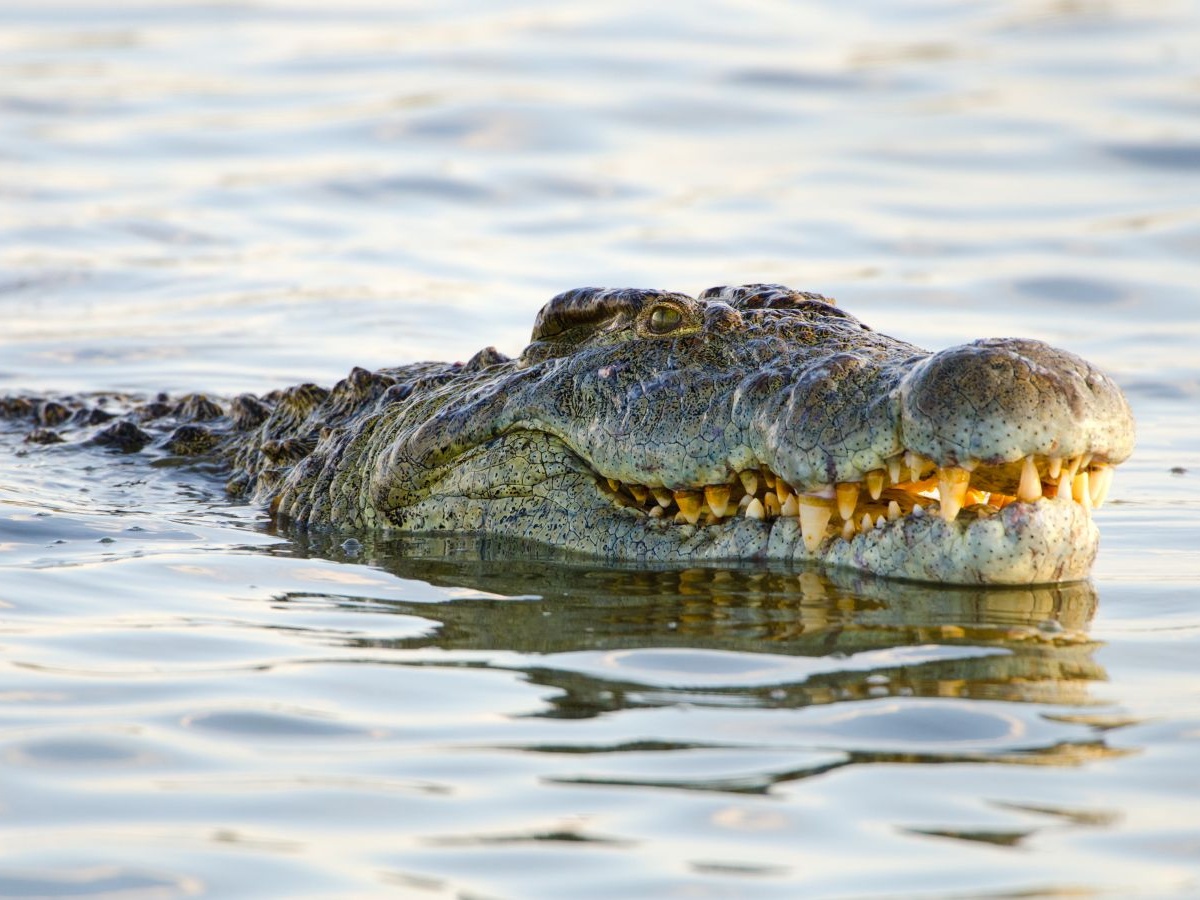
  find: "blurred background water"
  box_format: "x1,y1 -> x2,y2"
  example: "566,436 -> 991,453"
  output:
1,1 -> 1199,897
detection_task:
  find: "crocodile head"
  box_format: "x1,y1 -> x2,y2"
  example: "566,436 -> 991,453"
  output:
270,285 -> 1134,584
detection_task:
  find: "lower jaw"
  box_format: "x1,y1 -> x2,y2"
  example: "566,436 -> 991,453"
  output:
649,495 -> 1099,584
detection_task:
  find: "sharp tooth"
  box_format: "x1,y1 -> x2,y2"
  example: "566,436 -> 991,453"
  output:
1090,465 -> 1113,508
763,470 -> 776,490
675,491 -> 703,524
866,470 -> 884,500
860,512 -> 873,532
629,484 -> 649,503
780,494 -> 799,517
1048,456 -> 1062,479
835,482 -> 860,520
738,494 -> 753,511
888,500 -> 901,521
937,466 -> 971,522
739,471 -> 758,497
763,491 -> 781,517
652,487 -> 674,508
797,496 -> 834,554
1072,470 -> 1092,512
912,502 -> 925,517
887,457 -> 902,484
905,451 -> 932,481
876,514 -> 887,528
648,506 -> 664,518
776,480 -> 793,503
841,519 -> 856,541
704,484 -> 731,517
607,478 -> 621,493
1018,456 -> 1043,503
1057,471 -> 1071,498
745,497 -> 766,520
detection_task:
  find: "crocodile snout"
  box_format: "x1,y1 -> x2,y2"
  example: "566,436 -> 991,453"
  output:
899,337 -> 1135,469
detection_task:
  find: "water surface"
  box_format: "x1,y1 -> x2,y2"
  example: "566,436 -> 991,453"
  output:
2,1 -> 1199,897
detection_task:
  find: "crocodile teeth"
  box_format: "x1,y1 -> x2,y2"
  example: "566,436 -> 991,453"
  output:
798,496 -> 834,553
675,490 -> 703,524
866,470 -> 884,500
605,451 -> 1110,538
937,466 -> 971,522
887,457 -> 902,485
1018,455 -> 1042,503
739,471 -> 758,496
763,491 -> 781,517
1090,465 -> 1113,508
836,482 -> 860,520
704,484 -> 731,518
1072,470 -> 1092,512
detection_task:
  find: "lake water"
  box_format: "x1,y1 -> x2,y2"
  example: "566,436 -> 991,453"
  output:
2,1 -> 1199,897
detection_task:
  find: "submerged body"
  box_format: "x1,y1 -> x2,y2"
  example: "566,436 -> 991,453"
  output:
2,285 -> 1134,583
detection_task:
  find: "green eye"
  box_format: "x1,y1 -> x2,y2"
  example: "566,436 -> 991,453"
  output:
648,305 -> 683,334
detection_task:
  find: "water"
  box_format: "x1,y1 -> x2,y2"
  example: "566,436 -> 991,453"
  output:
2,1 -> 1199,896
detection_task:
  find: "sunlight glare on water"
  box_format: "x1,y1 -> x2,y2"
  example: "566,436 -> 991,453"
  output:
1,0 -> 1199,897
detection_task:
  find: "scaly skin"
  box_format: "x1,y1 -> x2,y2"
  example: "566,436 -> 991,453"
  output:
1,285 -> 1135,584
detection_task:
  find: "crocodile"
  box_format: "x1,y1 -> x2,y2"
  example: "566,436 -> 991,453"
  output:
1,284 -> 1134,584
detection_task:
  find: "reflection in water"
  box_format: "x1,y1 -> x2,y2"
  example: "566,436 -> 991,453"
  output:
279,532 -> 1105,717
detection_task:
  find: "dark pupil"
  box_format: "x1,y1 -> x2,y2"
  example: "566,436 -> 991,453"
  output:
649,306 -> 681,333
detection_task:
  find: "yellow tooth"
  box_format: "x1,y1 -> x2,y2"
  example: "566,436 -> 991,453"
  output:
1018,456 -> 1043,503
776,480 -> 793,503
866,470 -> 884,500
1090,465 -> 1113,508
648,506 -> 664,519
798,496 -> 834,554
860,512 -> 873,532
888,500 -> 901,521
887,456 -> 902,485
841,519 -> 856,541
739,471 -> 758,497
1048,456 -> 1062,479
745,497 -> 766,520
704,484 -> 731,518
937,466 -> 971,522
836,482 -> 860,521
1072,470 -> 1092,512
763,491 -> 781,517
780,494 -> 799,518
629,484 -> 649,504
607,478 -> 621,493
906,451 -> 932,481
763,470 -> 776,490
652,487 -> 674,508
675,491 -> 703,524
1057,471 -> 1071,498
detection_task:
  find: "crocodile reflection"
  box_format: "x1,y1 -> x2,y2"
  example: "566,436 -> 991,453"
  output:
278,533 -> 1104,716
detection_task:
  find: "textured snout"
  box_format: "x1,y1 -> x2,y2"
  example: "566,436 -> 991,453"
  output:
899,338 -> 1135,467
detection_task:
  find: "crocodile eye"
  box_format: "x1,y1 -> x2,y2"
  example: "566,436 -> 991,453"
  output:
648,304 -> 683,334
